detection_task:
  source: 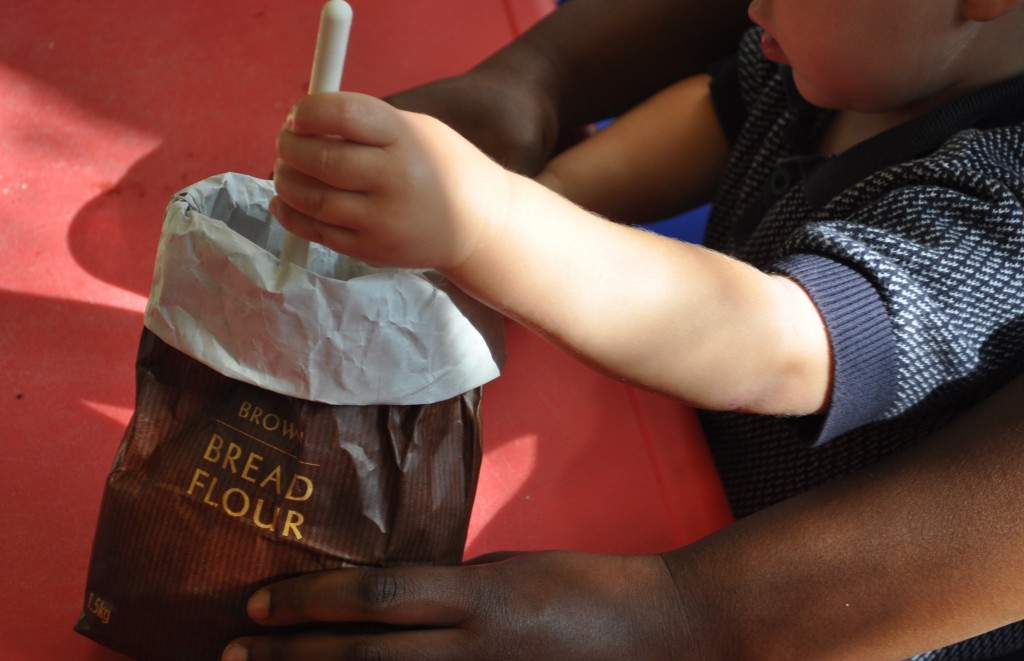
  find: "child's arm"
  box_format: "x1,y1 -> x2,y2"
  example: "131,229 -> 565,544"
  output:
273,92 -> 830,416
536,74 -> 729,224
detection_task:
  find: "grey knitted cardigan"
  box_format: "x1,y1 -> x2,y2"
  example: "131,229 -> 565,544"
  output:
701,28 -> 1024,660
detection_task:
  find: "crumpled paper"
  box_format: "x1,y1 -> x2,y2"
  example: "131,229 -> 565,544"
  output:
144,172 -> 504,405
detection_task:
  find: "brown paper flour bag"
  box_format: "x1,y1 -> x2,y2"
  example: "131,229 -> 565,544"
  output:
76,173 -> 503,661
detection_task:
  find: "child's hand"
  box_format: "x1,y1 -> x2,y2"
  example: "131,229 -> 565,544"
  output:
272,92 -> 513,270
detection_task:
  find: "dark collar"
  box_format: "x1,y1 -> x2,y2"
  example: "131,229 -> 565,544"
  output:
780,70 -> 1024,208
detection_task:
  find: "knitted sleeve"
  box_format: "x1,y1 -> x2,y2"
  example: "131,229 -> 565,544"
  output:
779,130 -> 1024,441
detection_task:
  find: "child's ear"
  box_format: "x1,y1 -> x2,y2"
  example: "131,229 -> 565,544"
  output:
961,0 -> 1021,21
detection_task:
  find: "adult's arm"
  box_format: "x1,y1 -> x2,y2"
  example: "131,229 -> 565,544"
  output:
536,74 -> 730,223
386,0 -> 750,174
224,373 -> 1024,660
671,372 -> 1024,659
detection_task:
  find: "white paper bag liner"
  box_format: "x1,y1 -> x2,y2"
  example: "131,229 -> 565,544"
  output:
144,172 -> 504,405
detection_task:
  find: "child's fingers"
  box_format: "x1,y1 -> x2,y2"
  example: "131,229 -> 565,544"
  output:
288,92 -> 402,147
276,130 -> 388,192
270,193 -> 363,258
272,163 -> 370,235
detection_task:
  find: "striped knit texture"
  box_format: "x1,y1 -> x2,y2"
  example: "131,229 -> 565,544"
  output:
702,29 -> 1024,659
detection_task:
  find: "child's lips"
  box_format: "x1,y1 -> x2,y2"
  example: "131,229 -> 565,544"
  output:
759,30 -> 789,65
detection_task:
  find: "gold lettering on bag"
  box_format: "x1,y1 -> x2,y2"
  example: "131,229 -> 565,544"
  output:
252,497 -> 281,531
282,510 -> 305,539
285,474 -> 314,501
85,592 -> 113,625
237,400 -> 304,441
260,465 -> 282,493
241,452 -> 262,483
184,431 -> 315,540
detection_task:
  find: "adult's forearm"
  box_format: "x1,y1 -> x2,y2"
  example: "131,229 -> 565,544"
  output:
386,0 -> 749,176
228,372 -> 1024,661
476,0 -> 750,133
673,374 -> 1024,660
537,74 -> 730,224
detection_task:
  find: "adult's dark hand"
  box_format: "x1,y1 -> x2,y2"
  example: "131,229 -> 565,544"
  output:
224,372 -> 1024,661
386,0 -> 749,176
387,69 -> 560,176
222,551 -> 703,661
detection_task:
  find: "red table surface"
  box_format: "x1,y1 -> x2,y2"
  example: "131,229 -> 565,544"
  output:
0,1 -> 732,659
